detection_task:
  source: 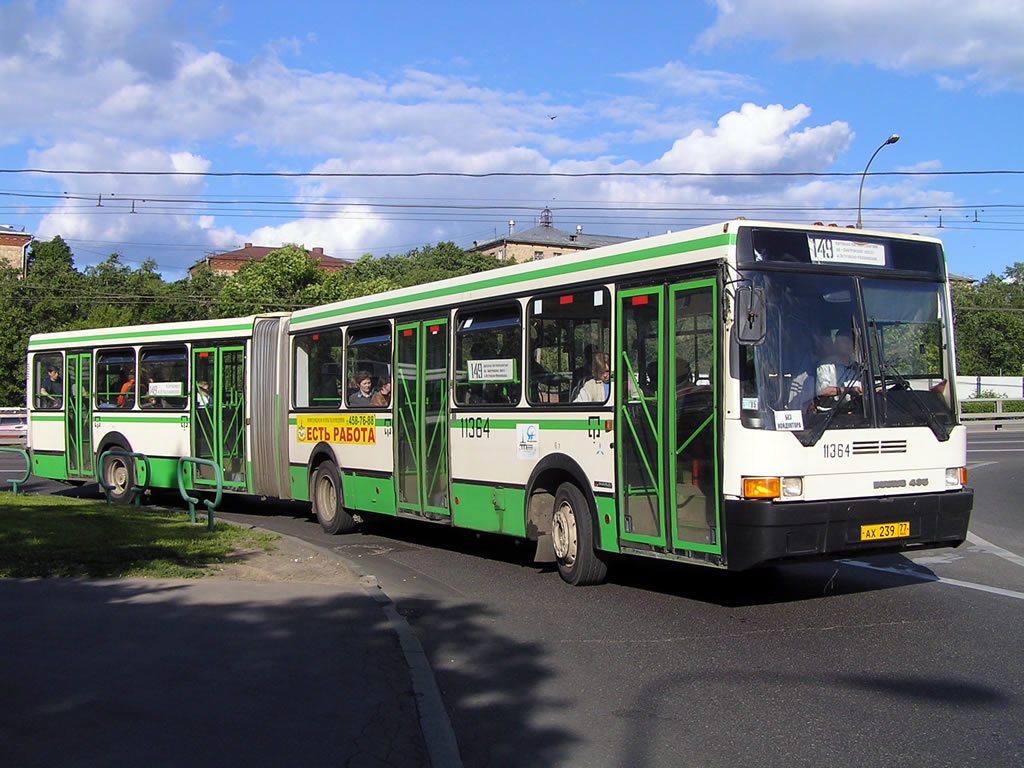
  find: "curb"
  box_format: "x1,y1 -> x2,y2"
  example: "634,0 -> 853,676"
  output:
220,518 -> 464,768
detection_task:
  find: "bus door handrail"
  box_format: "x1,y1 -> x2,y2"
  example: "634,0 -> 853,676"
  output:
96,450 -> 151,507
0,447 -> 31,495
176,456 -> 222,531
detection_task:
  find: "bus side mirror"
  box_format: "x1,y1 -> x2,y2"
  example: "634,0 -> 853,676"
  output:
734,286 -> 766,346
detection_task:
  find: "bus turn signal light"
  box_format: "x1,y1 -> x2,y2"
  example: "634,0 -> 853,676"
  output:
743,477 -> 780,499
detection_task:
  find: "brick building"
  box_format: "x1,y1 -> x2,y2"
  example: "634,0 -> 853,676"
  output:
467,208 -> 630,263
0,225 -> 32,276
189,243 -> 350,277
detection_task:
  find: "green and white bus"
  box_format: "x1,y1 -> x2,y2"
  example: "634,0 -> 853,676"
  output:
26,220 -> 973,584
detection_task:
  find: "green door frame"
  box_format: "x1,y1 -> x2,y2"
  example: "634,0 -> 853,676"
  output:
394,318 -> 451,518
65,352 -> 94,479
615,279 -> 722,554
192,346 -> 247,489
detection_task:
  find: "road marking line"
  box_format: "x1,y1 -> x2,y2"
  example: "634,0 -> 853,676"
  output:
967,532 -> 1024,570
965,449 -> 1024,452
841,559 -> 1024,602
967,461 -> 998,469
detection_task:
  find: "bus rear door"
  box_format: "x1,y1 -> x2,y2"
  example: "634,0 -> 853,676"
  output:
192,346 -> 247,489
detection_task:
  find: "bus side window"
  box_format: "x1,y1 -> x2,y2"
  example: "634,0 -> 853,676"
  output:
527,288 -> 611,406
454,303 -> 522,407
293,329 -> 343,409
95,348 -> 136,410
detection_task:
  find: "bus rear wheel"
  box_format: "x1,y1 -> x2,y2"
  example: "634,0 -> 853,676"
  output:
551,482 -> 607,586
101,451 -> 134,505
311,461 -> 356,535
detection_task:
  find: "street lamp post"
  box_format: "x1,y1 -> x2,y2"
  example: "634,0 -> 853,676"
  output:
856,133 -> 900,229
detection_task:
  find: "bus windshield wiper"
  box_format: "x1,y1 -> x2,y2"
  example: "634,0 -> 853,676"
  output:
878,359 -> 951,442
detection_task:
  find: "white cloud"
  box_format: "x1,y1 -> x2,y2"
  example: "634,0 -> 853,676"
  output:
619,61 -> 759,97
697,0 -> 1024,91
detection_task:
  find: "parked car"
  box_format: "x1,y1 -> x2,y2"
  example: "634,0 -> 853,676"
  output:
0,408 -> 28,446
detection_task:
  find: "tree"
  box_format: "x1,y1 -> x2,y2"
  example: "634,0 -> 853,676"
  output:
951,264 -> 1024,375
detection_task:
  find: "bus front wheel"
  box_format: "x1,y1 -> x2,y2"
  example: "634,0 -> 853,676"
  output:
311,461 -> 356,535
551,482 -> 608,586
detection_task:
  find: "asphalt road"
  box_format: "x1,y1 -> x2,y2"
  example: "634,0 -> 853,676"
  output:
4,427 -> 1023,767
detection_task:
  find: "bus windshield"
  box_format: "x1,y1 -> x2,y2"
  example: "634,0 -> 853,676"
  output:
737,270 -> 955,444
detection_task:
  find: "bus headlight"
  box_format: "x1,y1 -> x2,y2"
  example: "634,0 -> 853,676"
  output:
946,467 -> 966,487
781,477 -> 804,498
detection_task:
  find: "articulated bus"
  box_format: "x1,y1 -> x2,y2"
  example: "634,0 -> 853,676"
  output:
26,220 -> 973,584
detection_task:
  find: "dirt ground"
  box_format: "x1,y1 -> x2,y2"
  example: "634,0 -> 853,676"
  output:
205,534 -> 359,585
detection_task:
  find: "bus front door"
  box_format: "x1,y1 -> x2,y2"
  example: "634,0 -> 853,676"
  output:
192,346 -> 247,490
394,319 -> 450,519
65,352 -> 93,480
617,279 -> 721,556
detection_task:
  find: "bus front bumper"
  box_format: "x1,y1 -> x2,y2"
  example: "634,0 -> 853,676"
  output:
723,488 -> 974,571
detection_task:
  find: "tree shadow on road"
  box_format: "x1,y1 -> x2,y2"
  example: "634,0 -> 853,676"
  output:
0,577 -> 575,768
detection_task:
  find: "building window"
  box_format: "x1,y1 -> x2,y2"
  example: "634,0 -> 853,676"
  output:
533,251 -> 544,261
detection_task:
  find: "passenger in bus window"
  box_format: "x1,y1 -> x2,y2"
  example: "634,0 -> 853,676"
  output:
39,365 -> 63,408
116,369 -> 136,408
196,380 -> 212,407
369,377 -> 392,407
571,344 -> 596,394
349,370 -> 375,407
574,352 -> 611,403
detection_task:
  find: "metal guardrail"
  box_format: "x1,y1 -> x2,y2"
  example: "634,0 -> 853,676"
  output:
958,397 -> 1024,422
0,447 -> 31,495
96,450 -> 151,506
175,457 -> 223,531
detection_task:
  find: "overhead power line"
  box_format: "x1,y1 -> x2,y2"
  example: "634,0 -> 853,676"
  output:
1,168 -> 1023,179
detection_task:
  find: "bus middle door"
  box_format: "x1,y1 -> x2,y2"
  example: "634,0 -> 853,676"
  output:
394,319 -> 450,519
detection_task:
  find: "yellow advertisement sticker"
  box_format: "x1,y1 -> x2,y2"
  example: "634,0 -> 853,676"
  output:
296,414 -> 377,445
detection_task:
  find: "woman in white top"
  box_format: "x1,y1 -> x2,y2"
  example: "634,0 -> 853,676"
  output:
574,352 -> 611,403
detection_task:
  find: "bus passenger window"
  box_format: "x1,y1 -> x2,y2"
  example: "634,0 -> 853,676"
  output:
34,353 -> 64,410
527,288 -> 611,405
96,348 -> 137,409
345,324 -> 392,409
293,329 -> 343,409
139,346 -> 188,409
454,303 -> 522,406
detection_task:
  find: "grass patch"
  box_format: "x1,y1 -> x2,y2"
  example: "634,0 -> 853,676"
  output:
0,493 -> 278,579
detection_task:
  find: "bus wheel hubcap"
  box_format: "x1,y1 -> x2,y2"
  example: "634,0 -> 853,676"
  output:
109,462 -> 127,493
552,502 -> 577,566
317,476 -> 336,522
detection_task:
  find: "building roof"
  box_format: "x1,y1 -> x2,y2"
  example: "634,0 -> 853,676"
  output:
469,224 -> 631,252
192,243 -> 350,272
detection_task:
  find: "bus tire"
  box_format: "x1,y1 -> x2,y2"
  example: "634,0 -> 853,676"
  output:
552,482 -> 608,586
101,451 -> 135,505
311,461 -> 356,535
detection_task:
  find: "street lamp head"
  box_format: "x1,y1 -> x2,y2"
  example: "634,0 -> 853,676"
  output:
856,133 -> 901,228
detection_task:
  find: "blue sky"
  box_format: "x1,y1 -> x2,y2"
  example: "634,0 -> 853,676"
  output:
0,0 -> 1021,280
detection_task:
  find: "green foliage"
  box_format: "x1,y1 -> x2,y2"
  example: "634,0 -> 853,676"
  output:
951,265 -> 1024,376
0,235 -> 501,406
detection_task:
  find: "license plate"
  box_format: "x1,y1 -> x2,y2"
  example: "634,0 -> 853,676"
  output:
860,521 -> 910,541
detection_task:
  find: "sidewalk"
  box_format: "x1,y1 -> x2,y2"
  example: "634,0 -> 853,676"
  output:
0,574 -> 430,767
